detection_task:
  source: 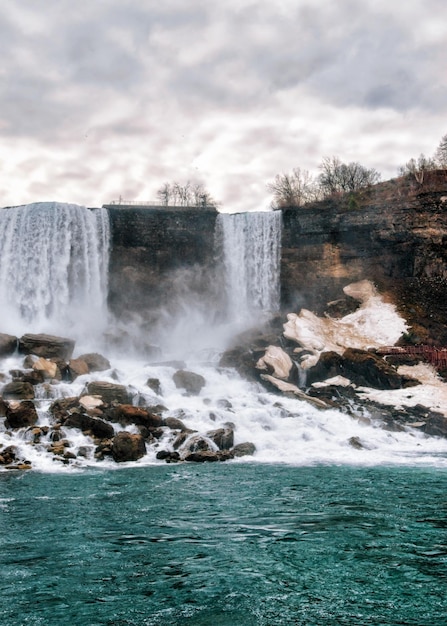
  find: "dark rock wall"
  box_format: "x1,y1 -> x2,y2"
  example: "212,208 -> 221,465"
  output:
107,206 -> 222,318
280,171 -> 447,321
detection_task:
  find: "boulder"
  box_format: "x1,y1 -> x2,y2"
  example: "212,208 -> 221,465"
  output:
76,353 -> 111,372
64,412 -> 115,439
105,404 -> 163,429
32,357 -> 59,379
2,381 -> 35,400
146,378 -> 162,395
0,445 -> 18,465
5,400 -> 38,429
49,397 -> 81,422
111,432 -> 146,462
86,381 -> 131,404
0,333 -> 17,357
307,349 -> 419,390
18,333 -> 75,360
421,413 -> 447,438
184,450 -> 234,463
9,369 -> 45,385
173,370 -> 206,395
256,345 -> 293,380
67,358 -> 89,380
206,427 -> 234,450
231,442 -> 256,457
163,416 -> 189,431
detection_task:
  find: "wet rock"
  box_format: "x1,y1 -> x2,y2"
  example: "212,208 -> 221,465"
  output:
76,352 -> 111,372
421,413 -> 447,438
65,412 -> 115,439
0,397 -> 7,417
178,434 -> 214,457
67,358 -> 89,380
324,296 -> 360,318
105,404 -> 163,429
111,432 -> 146,462
348,436 -> 365,449
5,400 -> 38,429
173,370 -> 206,395
307,349 -> 419,390
86,381 -> 131,404
0,333 -> 17,357
156,450 -> 180,462
2,381 -> 35,400
18,333 -> 75,360
0,445 -> 18,464
231,442 -> 256,457
32,357 -> 60,379
163,416 -> 189,431
206,427 -> 234,450
146,378 -> 162,395
9,368 -> 45,385
49,397 -> 80,422
184,450 -> 234,463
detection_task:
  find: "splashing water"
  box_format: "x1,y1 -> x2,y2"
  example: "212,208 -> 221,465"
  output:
0,202 -> 109,342
216,211 -> 281,324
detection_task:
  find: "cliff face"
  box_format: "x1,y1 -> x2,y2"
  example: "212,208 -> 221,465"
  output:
280,171 -> 447,341
107,206 -> 222,319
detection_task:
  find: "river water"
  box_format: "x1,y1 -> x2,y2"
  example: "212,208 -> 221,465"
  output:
1,464 -> 447,625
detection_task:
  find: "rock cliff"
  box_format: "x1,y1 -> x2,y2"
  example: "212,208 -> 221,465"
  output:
107,205 -> 222,319
280,170 -> 447,343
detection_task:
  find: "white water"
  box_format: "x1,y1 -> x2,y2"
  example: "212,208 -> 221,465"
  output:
0,202 -> 109,344
216,211 -> 281,324
2,353 -> 447,472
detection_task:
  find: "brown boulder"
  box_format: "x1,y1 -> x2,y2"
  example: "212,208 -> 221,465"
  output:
111,432 -> 146,462
206,427 -> 234,450
86,381 -> 131,404
18,333 -> 75,360
106,404 -> 163,429
67,358 -> 89,380
5,400 -> 38,429
2,381 -> 35,400
184,450 -> 234,462
231,442 -> 256,457
77,353 -> 111,372
64,412 -> 114,439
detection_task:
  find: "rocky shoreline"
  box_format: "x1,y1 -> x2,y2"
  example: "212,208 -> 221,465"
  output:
0,333 -> 256,470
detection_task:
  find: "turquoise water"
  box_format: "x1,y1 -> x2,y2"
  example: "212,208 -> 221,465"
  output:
1,464 -> 447,626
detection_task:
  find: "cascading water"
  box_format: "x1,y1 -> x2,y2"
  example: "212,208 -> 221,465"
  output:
0,202 -> 109,341
216,210 -> 282,324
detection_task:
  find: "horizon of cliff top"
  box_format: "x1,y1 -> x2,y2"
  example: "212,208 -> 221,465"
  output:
103,198 -> 218,211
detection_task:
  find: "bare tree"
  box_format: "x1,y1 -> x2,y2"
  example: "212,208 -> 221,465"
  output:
156,180 -> 217,207
267,168 -> 319,208
435,134 -> 447,168
398,153 -> 437,184
318,156 -> 381,196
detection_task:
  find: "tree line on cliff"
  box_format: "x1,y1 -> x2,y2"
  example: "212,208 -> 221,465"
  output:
268,133 -> 447,209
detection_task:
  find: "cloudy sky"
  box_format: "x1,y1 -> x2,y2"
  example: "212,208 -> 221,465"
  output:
1,0 -> 446,212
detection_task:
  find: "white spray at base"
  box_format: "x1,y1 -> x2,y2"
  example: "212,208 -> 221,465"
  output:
0,202 -> 109,345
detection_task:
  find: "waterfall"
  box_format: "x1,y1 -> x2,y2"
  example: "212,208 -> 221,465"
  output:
216,210 -> 282,324
0,202 -> 110,340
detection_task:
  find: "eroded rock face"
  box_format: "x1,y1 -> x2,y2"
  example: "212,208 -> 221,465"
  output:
18,333 -> 75,360
111,432 -> 146,462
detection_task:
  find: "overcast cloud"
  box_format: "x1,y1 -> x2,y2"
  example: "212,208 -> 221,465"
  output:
1,0 -> 446,211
